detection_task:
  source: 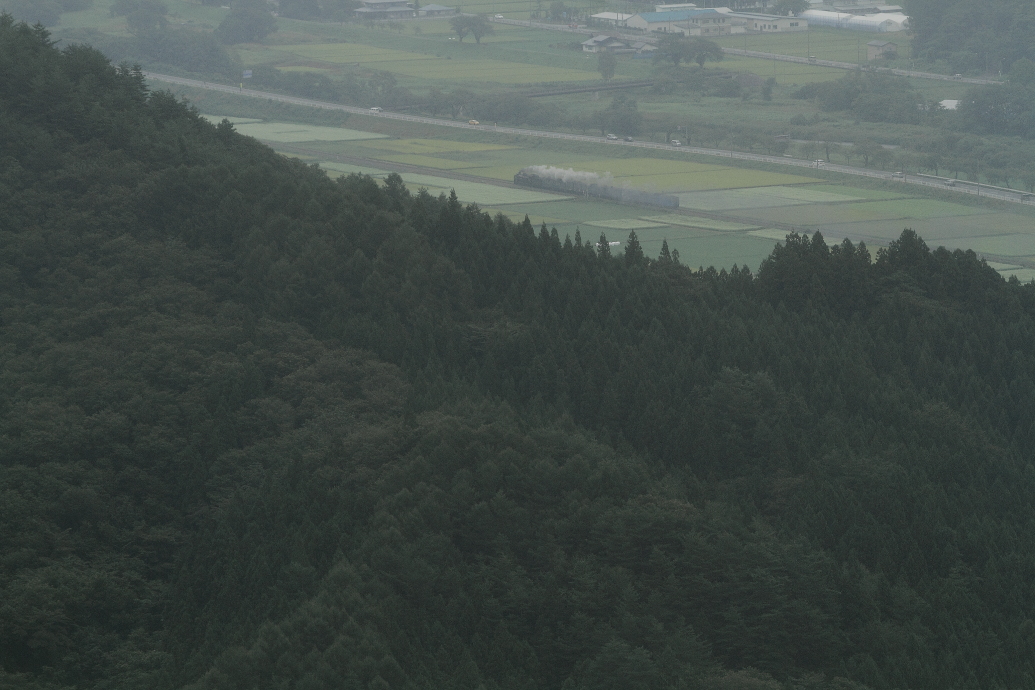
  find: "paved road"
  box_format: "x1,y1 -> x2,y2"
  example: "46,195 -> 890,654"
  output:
146,71 -> 1031,206
489,18 -> 1003,85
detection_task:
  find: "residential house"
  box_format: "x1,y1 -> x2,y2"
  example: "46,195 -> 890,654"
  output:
582,35 -> 632,52
867,39 -> 897,59
355,0 -> 413,19
417,3 -> 455,15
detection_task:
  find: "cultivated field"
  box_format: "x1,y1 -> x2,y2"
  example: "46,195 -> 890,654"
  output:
715,27 -> 909,65
201,118 -> 390,142
258,42 -> 599,84
248,119 -> 1035,272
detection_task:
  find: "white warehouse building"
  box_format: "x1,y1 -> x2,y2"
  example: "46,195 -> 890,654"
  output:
800,9 -> 909,31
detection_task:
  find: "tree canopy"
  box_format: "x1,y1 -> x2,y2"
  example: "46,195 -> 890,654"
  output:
653,34 -> 723,68
449,14 -> 494,43
5,14 -> 1035,690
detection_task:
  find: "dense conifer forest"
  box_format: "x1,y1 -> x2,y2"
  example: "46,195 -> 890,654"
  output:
5,14 -> 1035,690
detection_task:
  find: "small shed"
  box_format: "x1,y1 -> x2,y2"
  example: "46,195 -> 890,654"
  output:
867,40 -> 897,60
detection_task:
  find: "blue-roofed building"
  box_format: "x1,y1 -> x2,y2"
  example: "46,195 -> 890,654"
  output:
625,8 -> 730,35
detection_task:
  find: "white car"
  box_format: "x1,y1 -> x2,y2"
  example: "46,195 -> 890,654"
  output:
606,133 -> 618,140
671,139 -> 682,146
369,106 -> 383,112
494,14 -> 504,18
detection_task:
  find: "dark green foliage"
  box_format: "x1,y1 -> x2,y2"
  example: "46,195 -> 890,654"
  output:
592,93 -> 642,137
905,0 -> 1035,74
449,14 -> 494,44
279,0 -> 321,20
793,72 -> 921,124
214,5 -> 277,44
6,15 -> 1035,690
653,34 -> 723,68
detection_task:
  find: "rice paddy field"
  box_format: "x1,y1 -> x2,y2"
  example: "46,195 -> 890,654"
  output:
227,114 -> 1035,277
244,41 -> 600,84
715,27 -> 907,66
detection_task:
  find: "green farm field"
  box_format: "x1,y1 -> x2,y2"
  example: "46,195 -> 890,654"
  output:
192,105 -> 1035,275
256,42 -> 598,84
293,130 -> 1035,268
715,27 -> 910,65
735,198 -> 990,226
711,54 -> 846,85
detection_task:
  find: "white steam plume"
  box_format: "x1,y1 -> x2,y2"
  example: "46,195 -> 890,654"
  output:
522,166 -> 613,186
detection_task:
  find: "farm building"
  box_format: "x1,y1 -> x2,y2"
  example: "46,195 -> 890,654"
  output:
867,40 -> 897,59
715,9 -> 807,32
800,8 -> 908,31
625,8 -> 730,36
582,35 -> 632,52
590,12 -> 634,27
355,0 -> 413,18
417,3 -> 456,15
654,3 -> 698,11
631,41 -> 656,55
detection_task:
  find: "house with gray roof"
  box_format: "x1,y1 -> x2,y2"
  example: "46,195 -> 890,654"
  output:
355,0 -> 413,19
418,3 -> 455,15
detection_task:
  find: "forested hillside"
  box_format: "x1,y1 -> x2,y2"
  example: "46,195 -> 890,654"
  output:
5,14 -> 1035,690
905,0 -> 1034,73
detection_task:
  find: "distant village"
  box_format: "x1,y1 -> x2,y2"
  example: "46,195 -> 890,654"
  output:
351,0 -> 908,37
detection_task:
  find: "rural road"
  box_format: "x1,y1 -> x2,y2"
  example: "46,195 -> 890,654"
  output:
146,71 -> 1031,206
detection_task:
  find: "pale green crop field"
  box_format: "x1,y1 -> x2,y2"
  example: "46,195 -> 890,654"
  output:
642,215 -> 761,232
380,154 -> 483,169
227,121 -> 390,142
265,42 -> 597,83
738,198 -> 989,226
717,54 -> 846,85
363,139 -> 515,154
586,219 -> 672,230
796,185 -> 908,201
938,234 -> 1035,258
633,169 -> 822,192
751,186 -> 867,203
715,27 -> 905,65
680,186 -> 900,211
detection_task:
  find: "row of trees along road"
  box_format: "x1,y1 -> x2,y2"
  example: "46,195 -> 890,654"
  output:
449,14 -> 494,43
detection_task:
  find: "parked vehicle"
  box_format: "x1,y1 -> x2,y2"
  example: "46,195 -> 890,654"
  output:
624,136 -> 633,142
671,140 -> 681,146
606,133 -> 618,140
370,107 -> 383,112
468,120 -> 480,125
